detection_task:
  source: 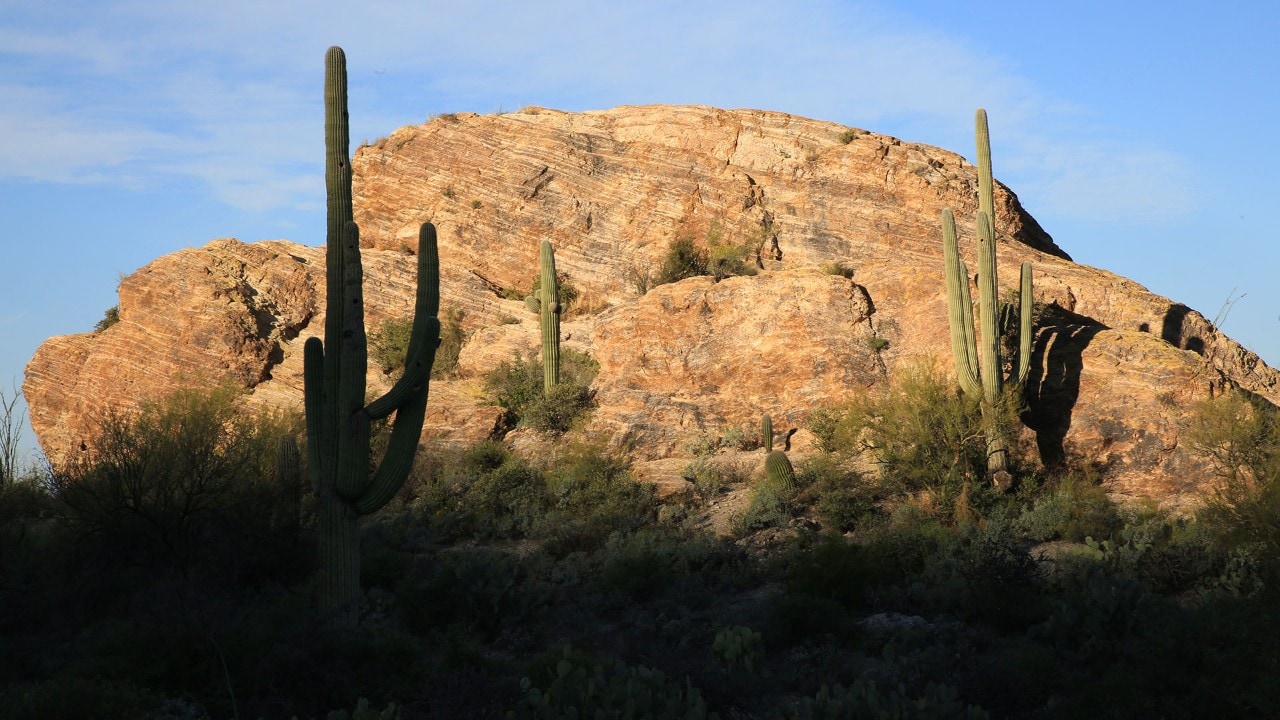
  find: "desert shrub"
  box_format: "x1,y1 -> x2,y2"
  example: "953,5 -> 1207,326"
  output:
705,226 -> 758,281
1187,390 -> 1280,567
783,535 -> 898,612
597,533 -> 683,602
814,362 -> 1008,522
413,441 -> 547,540
1016,473 -> 1123,542
913,517 -> 1045,630
538,441 -> 657,554
683,454 -> 722,502
93,305 -> 120,333
369,316 -> 413,376
483,348 -> 598,433
511,647 -> 717,720
821,261 -> 855,278
396,548 -> 550,640
655,236 -> 708,286
370,307 -> 464,379
55,384 -> 305,587
0,675 -> 163,720
522,382 -> 595,433
593,526 -> 746,606
800,454 -> 877,534
792,677 -> 989,720
735,475 -> 795,535
1075,513 -> 1230,596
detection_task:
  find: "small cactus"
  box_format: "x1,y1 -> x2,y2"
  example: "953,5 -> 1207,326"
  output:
765,450 -> 796,493
272,435 -> 303,536
762,414 -> 773,452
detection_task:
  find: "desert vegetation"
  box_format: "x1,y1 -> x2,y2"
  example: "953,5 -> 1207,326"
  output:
9,49 -> 1279,720
5,375 -> 1280,718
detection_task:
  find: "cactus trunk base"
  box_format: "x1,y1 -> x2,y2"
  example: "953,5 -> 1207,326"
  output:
317,494 -> 361,624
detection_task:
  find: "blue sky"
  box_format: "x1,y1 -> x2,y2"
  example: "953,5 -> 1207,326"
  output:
2,0 -> 1277,461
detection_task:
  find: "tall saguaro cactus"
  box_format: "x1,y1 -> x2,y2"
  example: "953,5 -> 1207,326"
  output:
538,240 -> 561,393
304,46 -> 441,623
942,109 -> 1033,487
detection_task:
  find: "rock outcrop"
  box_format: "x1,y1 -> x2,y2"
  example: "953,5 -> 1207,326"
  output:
25,105 -> 1280,510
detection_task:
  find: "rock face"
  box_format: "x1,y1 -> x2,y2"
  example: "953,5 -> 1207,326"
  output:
24,105 -> 1280,509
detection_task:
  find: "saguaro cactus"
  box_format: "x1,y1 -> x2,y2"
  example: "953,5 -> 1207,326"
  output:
537,239 -> 561,393
942,108 -> 1033,487
304,46 -> 441,623
762,414 -> 773,452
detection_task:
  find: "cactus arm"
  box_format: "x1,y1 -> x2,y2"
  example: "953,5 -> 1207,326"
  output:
1013,262 -> 1034,386
358,228 -> 442,513
942,209 -> 981,397
539,240 -> 561,392
302,337 -> 328,494
367,224 -> 442,419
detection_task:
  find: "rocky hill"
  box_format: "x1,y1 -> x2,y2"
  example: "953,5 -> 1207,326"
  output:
24,105 -> 1280,509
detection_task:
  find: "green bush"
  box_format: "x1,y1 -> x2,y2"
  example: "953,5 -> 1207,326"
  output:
93,305 -> 120,333
799,454 -> 876,534
397,548 -> 549,639
1187,390 -> 1280,567
1016,474 -> 1123,543
510,647 -> 718,720
55,383 -> 305,586
705,226 -> 758,281
783,535 -> 897,611
914,518 -> 1045,630
812,362 -> 1007,523
370,307 -> 464,379
656,236 -> 708,286
484,348 -> 598,433
413,441 -> 546,540
537,442 -> 657,555
655,226 -> 759,287
792,677 -> 989,720
734,477 -> 794,535
0,675 -> 163,720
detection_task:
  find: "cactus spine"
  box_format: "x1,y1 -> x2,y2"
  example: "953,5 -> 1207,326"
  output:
538,240 -> 561,393
304,46 -> 441,623
942,109 -> 1033,487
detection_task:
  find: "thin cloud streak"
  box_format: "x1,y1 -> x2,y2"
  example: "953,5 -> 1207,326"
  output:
1,0 -> 1199,226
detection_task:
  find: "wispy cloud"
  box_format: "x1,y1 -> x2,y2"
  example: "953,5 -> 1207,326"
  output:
0,0 -> 1199,226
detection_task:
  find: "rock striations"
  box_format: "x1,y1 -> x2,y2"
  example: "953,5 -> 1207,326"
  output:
24,105 -> 1280,509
